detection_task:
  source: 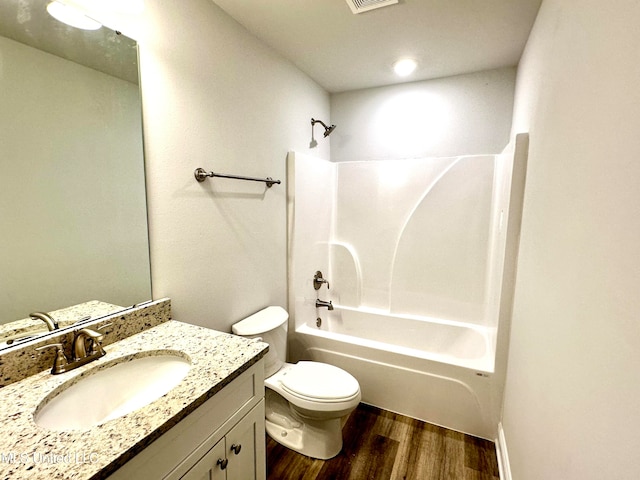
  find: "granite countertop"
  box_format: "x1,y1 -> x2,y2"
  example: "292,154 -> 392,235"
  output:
0,301 -> 125,346
0,320 -> 268,479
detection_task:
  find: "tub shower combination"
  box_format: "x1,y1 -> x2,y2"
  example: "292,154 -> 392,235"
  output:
287,135 -> 527,439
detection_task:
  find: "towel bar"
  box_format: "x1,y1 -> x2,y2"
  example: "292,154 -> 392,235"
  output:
194,168 -> 280,188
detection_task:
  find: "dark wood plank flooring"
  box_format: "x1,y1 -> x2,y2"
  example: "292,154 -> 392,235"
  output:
267,403 -> 500,480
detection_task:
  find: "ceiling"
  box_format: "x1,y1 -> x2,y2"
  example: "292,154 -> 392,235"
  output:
0,0 -> 138,83
212,0 -> 542,93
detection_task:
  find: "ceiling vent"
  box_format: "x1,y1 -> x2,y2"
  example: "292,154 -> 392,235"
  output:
345,0 -> 399,14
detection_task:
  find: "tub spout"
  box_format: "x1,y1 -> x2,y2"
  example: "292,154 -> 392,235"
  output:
316,299 -> 333,310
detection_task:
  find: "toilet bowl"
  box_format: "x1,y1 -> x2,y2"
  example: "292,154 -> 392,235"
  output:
232,306 -> 361,459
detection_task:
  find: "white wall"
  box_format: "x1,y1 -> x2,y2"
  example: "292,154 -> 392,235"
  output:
501,0 -> 640,478
330,67 -> 516,162
139,0 -> 330,331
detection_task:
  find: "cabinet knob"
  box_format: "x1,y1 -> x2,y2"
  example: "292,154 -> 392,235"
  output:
217,458 -> 228,470
230,443 -> 242,455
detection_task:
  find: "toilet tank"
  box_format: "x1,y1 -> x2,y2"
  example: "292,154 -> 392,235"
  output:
231,306 -> 288,377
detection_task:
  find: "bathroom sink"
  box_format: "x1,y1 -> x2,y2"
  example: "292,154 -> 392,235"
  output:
34,351 -> 191,431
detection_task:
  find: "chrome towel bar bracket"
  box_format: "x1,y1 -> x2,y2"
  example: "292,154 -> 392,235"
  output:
194,167 -> 281,188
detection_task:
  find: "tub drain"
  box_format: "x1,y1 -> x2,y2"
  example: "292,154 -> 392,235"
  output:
316,317 -> 322,328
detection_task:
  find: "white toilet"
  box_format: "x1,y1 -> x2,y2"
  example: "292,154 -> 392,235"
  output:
232,306 -> 361,460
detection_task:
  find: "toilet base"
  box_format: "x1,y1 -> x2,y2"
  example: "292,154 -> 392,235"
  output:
265,389 -> 343,459
266,418 -> 343,460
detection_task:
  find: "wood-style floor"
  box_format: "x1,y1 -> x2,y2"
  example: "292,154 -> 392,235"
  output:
266,403 -> 500,480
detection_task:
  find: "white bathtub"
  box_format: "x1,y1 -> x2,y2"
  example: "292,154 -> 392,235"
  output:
290,305 -> 498,439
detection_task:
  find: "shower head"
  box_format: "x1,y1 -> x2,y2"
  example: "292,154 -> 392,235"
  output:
324,124 -> 336,137
311,118 -> 336,138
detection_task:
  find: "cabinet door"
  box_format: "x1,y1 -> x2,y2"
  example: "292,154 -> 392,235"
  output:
227,400 -> 266,480
180,438 -> 226,480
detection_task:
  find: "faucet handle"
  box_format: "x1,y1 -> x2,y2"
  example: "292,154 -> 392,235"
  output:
72,315 -> 92,326
90,323 -> 112,352
313,271 -> 330,290
36,342 -> 63,352
36,343 -> 69,374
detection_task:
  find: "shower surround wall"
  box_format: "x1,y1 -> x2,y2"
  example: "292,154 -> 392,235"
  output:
288,135 -> 527,438
330,155 -> 500,328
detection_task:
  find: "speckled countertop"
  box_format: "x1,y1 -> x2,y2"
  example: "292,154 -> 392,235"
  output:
0,320 -> 268,479
0,301 -> 124,346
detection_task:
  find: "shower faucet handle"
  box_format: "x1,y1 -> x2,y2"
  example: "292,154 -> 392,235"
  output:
313,271 -> 330,290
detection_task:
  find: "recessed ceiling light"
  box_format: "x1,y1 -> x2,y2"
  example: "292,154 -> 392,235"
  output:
46,1 -> 102,30
393,58 -> 417,77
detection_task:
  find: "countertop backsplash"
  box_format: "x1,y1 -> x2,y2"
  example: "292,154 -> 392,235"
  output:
0,298 -> 171,387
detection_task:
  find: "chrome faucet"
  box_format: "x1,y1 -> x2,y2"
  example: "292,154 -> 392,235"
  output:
29,311 -> 59,331
316,299 -> 334,310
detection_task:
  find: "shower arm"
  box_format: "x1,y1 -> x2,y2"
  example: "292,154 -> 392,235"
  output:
311,118 -> 330,129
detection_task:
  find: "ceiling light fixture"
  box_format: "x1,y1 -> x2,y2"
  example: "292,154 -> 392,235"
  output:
46,1 -> 102,30
393,58 -> 417,77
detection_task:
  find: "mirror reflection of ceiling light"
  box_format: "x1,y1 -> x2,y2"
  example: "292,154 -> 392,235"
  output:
393,58 -> 417,77
46,1 -> 102,30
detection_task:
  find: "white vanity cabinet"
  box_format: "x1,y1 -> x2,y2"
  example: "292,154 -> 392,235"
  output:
109,361 -> 266,480
181,402 -> 262,480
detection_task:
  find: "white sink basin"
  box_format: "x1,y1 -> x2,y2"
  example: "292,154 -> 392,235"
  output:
34,351 -> 191,431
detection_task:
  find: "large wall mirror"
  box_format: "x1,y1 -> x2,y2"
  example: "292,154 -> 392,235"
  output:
0,0 -> 152,349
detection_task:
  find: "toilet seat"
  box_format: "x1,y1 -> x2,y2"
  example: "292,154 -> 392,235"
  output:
280,361 -> 360,402
266,362 -> 361,413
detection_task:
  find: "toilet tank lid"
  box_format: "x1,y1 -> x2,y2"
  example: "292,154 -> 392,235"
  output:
232,306 -> 288,336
